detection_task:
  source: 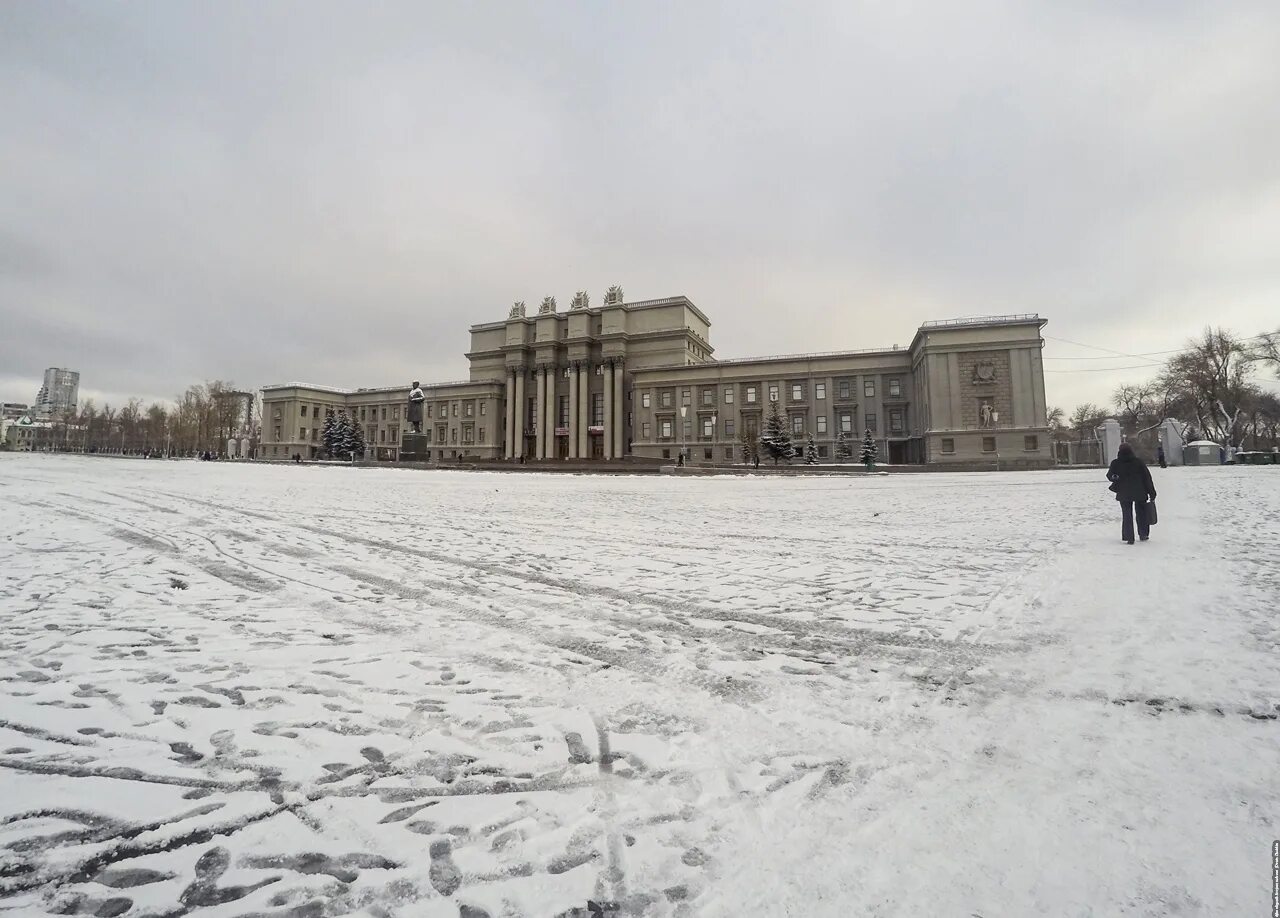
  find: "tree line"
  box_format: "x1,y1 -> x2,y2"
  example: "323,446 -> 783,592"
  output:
1049,328 -> 1280,451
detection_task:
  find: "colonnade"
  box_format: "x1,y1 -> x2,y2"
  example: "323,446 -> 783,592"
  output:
502,360 -> 625,460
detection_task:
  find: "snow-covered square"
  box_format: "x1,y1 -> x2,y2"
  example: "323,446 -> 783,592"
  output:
1,454 -> 1277,917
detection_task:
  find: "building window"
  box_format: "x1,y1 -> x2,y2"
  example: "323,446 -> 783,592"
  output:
889,378 -> 902,398
300,405 -> 307,417
682,420 -> 692,439
394,406 -> 400,420
359,407 -> 366,420
1024,435 -> 1039,451
724,419 -> 735,437
367,425 -> 376,443
662,449 -> 670,459
702,388 -> 714,406
744,418 -> 759,439
722,387 -> 734,404
312,406 -> 319,418
660,419 -> 673,438
381,407 -> 387,420
942,438 -> 955,453
865,413 -> 877,433
745,386 -> 757,404
478,426 -> 485,442
864,379 -> 876,398
839,413 -> 853,434
702,417 -> 714,438
452,403 -> 459,417
559,395 -> 569,426
837,380 -> 850,400
592,393 -> 604,425
791,383 -> 804,401
464,402 -> 473,417
300,427 -> 307,439
889,409 -> 904,433
661,390 -> 673,408
311,429 -> 317,441
379,429 -> 386,443
390,426 -> 398,441
451,428 -> 458,444
273,425 -> 281,440
816,415 -> 827,434
273,408 -> 281,420
642,422 -> 651,439
982,437 -> 996,452
791,415 -> 804,435
818,445 -> 828,458
815,383 -> 826,400
463,427 -> 474,444
768,385 -> 779,403
681,388 -> 691,407
642,392 -> 651,408
724,447 -> 733,460
704,448 -> 713,460
427,404 -> 432,418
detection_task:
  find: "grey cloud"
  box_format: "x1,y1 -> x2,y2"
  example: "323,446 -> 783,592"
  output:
2,1 -> 1278,411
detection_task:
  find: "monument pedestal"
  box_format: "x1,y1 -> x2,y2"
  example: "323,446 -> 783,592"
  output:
400,433 -> 429,463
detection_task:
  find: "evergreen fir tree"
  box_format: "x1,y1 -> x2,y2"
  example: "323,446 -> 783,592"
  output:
804,432 -> 818,465
759,400 -> 793,464
320,409 -> 338,458
739,428 -> 756,465
348,418 -> 366,460
860,428 -> 878,469
836,429 -> 853,460
333,412 -> 355,459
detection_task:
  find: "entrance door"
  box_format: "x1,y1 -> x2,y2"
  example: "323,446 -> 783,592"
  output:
888,440 -> 907,464
590,434 -> 604,459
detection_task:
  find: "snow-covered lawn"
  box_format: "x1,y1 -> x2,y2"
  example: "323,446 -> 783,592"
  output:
1,454 -> 1276,917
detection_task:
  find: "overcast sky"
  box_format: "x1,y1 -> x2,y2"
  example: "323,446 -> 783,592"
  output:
2,2 -> 1278,413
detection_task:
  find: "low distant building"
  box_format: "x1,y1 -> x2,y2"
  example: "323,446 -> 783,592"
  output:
262,291 -> 1052,466
2,414 -> 85,452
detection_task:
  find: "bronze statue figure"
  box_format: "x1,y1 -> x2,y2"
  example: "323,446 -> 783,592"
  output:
407,380 -> 425,433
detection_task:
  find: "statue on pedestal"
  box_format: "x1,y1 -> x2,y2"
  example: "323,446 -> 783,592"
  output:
407,381 -> 425,433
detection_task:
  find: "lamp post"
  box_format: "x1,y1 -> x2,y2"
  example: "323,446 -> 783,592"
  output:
679,405 -> 687,464
992,411 -> 1001,471
710,413 -> 717,464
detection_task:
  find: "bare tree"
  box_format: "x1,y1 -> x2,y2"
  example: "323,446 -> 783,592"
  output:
1069,403 -> 1105,444
1159,328 -> 1260,450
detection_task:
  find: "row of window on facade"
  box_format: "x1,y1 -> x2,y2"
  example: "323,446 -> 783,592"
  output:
938,435 -> 1040,454
639,408 -> 906,441
638,377 -> 902,410
425,425 -> 484,445
273,401 -> 489,423
425,400 -> 486,419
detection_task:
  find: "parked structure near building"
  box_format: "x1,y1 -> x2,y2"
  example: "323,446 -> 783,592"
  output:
33,368 -> 79,417
261,291 -> 1051,466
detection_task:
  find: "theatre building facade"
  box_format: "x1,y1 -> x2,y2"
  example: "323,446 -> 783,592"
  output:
261,289 -> 1051,467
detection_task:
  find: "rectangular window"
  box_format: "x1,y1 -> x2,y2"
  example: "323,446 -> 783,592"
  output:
724,446 -> 733,460
390,426 -> 398,441
642,422 -> 651,439
815,383 -> 826,400
683,420 -> 692,439
463,427 -> 474,444
274,425 -> 281,440
1024,435 -> 1039,451
660,419 -> 673,438
481,402 -> 487,416
702,417 -> 714,438
837,379 -> 850,400
312,406 -> 319,418
394,406 -> 400,420
889,409 -> 904,433
358,407 -> 366,420
768,384 -> 779,403
791,415 -> 804,435
724,419 -> 735,437
661,390 -> 673,408
379,429 -> 386,442
662,448 -> 670,459
642,392 -> 651,408
559,395 -> 569,426
424,429 -> 432,443
816,415 -> 828,434
451,428 -> 458,444
592,393 -> 604,425
839,413 -> 853,434
745,386 -> 757,404
704,448 -> 713,460
818,445 -> 828,458
702,388 -> 714,406
452,403 -> 458,417
791,383 -> 803,401
982,436 -> 996,452
478,427 -> 485,442
381,407 -> 387,420
745,418 -> 759,439
864,379 -> 876,398
865,413 -> 877,433
681,388 -> 691,407
300,405 -> 307,417
724,387 -> 734,404
367,425 -> 376,443
464,402 -> 473,417
889,378 -> 902,398
311,429 -> 317,441
426,404 -> 432,418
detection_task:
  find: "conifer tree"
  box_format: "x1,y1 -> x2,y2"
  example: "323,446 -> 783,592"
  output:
739,427 -> 756,465
860,428 -> 878,470
836,429 -> 853,461
759,401 -> 793,465
320,409 -> 338,458
348,417 -> 366,460
804,432 -> 818,465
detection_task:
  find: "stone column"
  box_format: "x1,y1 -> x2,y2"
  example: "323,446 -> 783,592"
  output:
612,360 -> 625,459
603,361 -> 615,460
504,369 -> 516,459
544,367 -> 557,460
513,367 -> 526,459
578,363 -> 590,459
568,363 -> 580,459
534,367 -> 546,460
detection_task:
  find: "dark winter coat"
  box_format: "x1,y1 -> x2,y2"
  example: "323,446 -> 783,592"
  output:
1107,453 -> 1156,503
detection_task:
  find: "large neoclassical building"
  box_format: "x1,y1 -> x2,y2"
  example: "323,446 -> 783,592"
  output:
261,288 -> 1051,467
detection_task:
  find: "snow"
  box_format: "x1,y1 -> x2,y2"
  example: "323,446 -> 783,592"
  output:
1,453 -> 1276,917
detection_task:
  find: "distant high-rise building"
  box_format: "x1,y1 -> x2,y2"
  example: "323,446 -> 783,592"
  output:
34,368 -> 80,416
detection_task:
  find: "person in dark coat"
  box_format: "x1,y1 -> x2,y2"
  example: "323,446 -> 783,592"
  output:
1156,444 -> 1166,469
1107,442 -> 1157,544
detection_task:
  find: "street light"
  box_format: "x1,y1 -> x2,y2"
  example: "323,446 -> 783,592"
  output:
710,413 -> 717,463
679,405 -> 687,464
